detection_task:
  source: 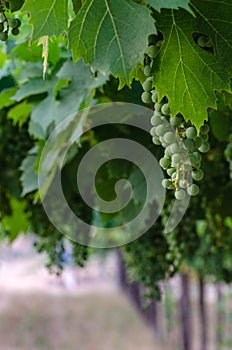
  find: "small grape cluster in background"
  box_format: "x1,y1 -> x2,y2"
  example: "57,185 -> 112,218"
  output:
0,1 -> 21,41
141,34 -> 211,200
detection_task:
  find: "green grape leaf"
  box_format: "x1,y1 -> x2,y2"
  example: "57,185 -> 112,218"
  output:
0,88 -> 17,109
2,198 -> 30,242
22,0 -> 68,39
69,0 -> 155,88
153,9 -> 230,128
20,153 -> 38,196
8,0 -> 25,11
7,101 -> 31,127
146,0 -> 193,13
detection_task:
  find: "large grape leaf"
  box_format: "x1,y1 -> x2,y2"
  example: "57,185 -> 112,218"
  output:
146,0 -> 192,13
153,9 -> 230,128
69,0 -> 155,88
22,0 -> 68,39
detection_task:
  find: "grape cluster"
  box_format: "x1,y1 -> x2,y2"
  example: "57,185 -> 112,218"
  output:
141,37 -> 210,200
224,135 -> 232,179
0,2 -> 21,41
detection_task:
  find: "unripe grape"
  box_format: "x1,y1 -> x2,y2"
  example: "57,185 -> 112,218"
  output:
159,157 -> 171,169
0,31 -> 8,41
171,153 -> 182,167
170,116 -> 182,128
194,136 -> 202,148
155,102 -> 162,112
161,103 -> 170,116
141,91 -> 151,104
200,133 -> 209,142
164,148 -> 171,158
200,124 -> 209,134
167,168 -> 176,176
150,127 -> 156,137
144,65 -> 151,76
163,131 -> 176,144
197,35 -> 208,47
162,179 -> 172,189
151,113 -> 162,126
175,189 -> 186,200
147,45 -> 158,58
12,28 -> 20,36
169,143 -> 181,154
183,139 -> 195,152
151,90 -> 158,103
179,179 -> 188,188
9,18 -> 19,28
152,136 -> 161,145
142,77 -> 152,92
186,126 -> 197,139
187,184 -> 199,196
155,124 -> 166,136
171,172 -> 177,182
199,141 -> 210,153
192,168 -> 204,181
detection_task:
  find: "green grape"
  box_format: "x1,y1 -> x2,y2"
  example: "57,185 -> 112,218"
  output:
150,127 -> 156,137
159,157 -> 171,169
171,172 -> 177,181
141,91 -> 151,104
163,131 -> 176,144
194,136 -> 202,148
155,124 -> 166,136
161,103 -> 170,116
170,116 -> 182,128
0,22 -> 4,33
162,178 -> 172,189
171,153 -> 182,167
183,139 -> 195,152
186,126 -> 197,139
192,168 -> 204,181
144,65 -> 151,77
200,124 -> 209,134
179,179 -> 188,188
0,31 -> 8,41
155,102 -> 162,112
164,148 -> 171,158
12,28 -> 20,36
169,143 -> 181,154
167,168 -> 176,176
200,133 -> 209,142
175,189 -> 186,200
142,77 -> 152,92
151,90 -> 158,103
197,35 -> 208,47
199,141 -> 210,153
152,136 -> 161,145
151,113 -> 162,126
187,184 -> 199,196
9,18 -> 19,28
190,152 -> 201,166
147,45 -> 158,58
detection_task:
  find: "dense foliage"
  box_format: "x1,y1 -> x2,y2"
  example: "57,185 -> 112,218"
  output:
0,0 -> 231,294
